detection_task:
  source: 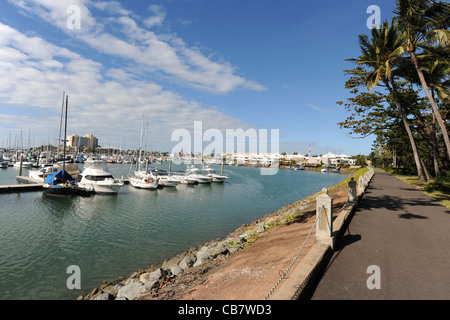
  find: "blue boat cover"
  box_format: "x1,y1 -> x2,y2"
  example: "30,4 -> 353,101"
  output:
44,169 -> 75,185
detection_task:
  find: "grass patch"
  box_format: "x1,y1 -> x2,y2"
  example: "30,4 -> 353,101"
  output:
327,167 -> 369,196
392,174 -> 450,210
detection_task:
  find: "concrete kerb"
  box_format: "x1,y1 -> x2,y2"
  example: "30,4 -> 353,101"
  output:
270,169 -> 373,300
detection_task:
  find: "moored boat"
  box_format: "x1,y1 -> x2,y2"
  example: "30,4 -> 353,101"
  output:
186,166 -> 213,184
170,171 -> 197,185
150,168 -> 180,187
202,166 -> 228,183
43,169 -> 77,196
43,93 -> 86,196
129,174 -> 159,189
14,160 -> 33,168
77,159 -> 124,194
29,163 -> 80,182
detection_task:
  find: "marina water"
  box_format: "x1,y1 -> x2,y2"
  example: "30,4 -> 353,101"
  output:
0,163 -> 347,300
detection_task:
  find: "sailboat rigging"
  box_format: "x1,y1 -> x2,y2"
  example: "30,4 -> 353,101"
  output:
43,93 -> 92,196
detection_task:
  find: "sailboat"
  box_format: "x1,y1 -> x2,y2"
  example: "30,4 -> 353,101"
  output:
128,116 -> 159,189
43,93 -> 87,196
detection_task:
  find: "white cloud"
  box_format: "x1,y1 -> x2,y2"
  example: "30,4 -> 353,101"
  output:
0,22 -> 253,150
6,0 -> 266,94
144,4 -> 166,28
304,104 -> 334,114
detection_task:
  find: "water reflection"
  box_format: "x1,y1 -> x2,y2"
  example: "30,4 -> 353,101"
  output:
0,164 -> 349,299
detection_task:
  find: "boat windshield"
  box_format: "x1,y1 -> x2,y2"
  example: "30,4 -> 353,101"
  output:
84,175 -> 114,181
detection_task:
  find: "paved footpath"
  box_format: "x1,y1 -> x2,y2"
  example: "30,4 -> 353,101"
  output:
311,171 -> 450,300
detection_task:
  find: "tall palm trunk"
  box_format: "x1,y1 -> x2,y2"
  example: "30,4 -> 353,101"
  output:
409,50 -> 450,162
386,78 -> 427,181
431,113 -> 441,177
431,90 -> 441,177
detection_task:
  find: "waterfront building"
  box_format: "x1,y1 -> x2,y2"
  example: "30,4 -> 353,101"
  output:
67,134 -> 99,150
319,152 -> 357,166
171,151 -> 357,167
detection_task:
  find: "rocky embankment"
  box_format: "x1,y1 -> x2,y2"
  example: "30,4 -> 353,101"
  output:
77,192 -> 319,300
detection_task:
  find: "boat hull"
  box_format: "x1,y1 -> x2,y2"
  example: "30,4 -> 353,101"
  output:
129,178 -> 158,189
14,162 -> 33,168
159,179 -> 181,187
196,178 -> 212,184
43,185 -> 77,196
78,182 -> 123,194
180,178 -> 197,185
209,175 -> 227,183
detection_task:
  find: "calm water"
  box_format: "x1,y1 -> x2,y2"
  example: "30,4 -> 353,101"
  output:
0,163 -> 347,300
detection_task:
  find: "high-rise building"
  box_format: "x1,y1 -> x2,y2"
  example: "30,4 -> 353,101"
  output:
67,134 -> 98,149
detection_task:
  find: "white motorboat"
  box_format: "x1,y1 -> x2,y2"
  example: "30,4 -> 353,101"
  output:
29,163 -> 80,181
14,160 -> 33,168
169,170 -> 197,185
129,172 -> 159,189
186,166 -> 213,184
149,168 -> 180,187
29,164 -> 61,181
202,166 -> 228,183
77,159 -> 124,194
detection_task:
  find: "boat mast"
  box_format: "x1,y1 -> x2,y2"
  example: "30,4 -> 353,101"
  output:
58,91 -> 65,156
144,118 -> 149,174
136,115 -> 144,172
63,94 -> 68,172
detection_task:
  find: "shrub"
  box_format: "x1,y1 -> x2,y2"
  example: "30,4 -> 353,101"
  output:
425,177 -> 450,193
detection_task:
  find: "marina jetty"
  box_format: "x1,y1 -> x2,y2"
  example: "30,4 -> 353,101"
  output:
78,168 -> 374,300
0,176 -> 43,193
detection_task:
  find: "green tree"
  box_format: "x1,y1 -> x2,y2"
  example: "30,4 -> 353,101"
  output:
347,19 -> 427,180
354,154 -> 367,167
394,0 -> 450,161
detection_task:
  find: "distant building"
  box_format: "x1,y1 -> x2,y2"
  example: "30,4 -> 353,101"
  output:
319,152 -> 357,166
285,152 -> 357,167
67,134 -> 98,150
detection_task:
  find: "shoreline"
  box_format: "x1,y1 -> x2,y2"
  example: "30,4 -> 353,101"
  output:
77,168 -> 367,300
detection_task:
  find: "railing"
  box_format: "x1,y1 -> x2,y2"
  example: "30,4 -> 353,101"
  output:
264,167 -> 375,300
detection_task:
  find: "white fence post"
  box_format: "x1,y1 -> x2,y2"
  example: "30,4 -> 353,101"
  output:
315,188 -> 334,249
348,177 -> 357,203
358,175 -> 364,195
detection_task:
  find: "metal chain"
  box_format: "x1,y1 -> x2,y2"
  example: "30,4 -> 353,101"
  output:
264,217 -> 318,300
264,194 -> 350,300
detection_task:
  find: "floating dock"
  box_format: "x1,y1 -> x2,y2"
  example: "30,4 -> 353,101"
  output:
0,177 -> 129,193
0,176 -> 44,193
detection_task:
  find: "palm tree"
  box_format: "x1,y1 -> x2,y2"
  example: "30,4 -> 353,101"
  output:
397,48 -> 449,175
394,0 -> 450,162
348,19 -> 427,181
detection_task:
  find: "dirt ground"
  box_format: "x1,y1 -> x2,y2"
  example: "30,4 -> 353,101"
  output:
138,188 -> 348,300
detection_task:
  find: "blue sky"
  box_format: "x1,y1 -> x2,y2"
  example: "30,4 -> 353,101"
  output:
0,0 -> 397,155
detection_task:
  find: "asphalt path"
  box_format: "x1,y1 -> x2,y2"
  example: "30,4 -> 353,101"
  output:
311,171 -> 450,300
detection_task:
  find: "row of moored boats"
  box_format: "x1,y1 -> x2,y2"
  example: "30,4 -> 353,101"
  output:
27,158 -> 228,196
128,164 -> 227,189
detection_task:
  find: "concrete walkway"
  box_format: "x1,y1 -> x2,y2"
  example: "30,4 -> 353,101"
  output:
310,170 -> 450,300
